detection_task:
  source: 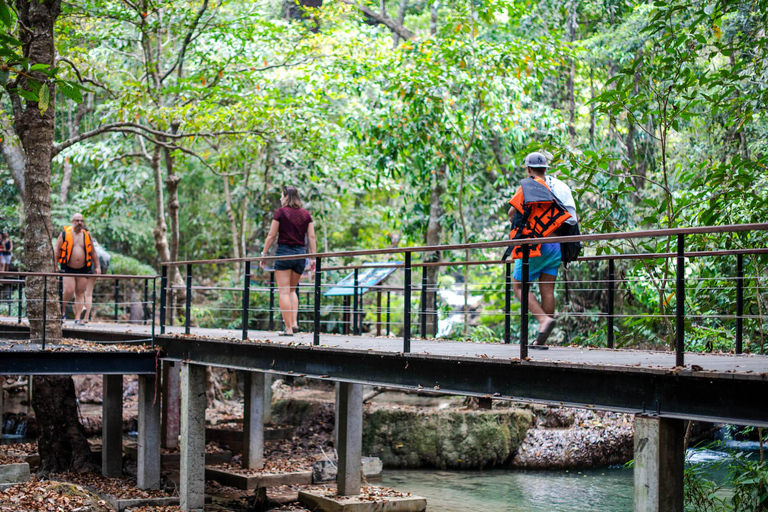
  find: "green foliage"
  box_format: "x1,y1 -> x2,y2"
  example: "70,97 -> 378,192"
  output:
109,254 -> 155,276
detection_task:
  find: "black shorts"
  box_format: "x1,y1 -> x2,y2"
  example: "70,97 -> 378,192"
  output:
274,244 -> 306,275
62,264 -> 93,275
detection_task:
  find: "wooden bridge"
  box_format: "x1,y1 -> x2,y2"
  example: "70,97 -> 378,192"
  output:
2,223 -> 768,512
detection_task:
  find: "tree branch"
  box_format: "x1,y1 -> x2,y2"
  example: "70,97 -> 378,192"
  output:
337,0 -> 414,40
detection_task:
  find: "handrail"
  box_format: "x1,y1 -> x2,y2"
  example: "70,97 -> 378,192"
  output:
161,222 -> 768,266
0,271 -> 158,280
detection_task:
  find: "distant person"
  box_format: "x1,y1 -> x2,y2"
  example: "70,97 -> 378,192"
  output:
507,152 -> 577,348
260,186 -> 317,336
0,231 -> 12,272
55,213 -> 101,324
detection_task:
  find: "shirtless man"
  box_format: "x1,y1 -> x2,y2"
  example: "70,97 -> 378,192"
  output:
55,213 -> 101,323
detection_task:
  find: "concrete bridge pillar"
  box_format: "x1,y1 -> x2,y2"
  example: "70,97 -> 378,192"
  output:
336,382 -> 363,496
137,374 -> 161,489
180,363 -> 206,512
102,374 -> 123,478
161,361 -> 180,449
243,371 -> 265,470
634,415 -> 684,512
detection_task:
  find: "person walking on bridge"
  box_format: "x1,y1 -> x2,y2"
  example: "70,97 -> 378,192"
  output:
507,152 -> 577,347
0,230 -> 12,272
260,186 -> 317,336
55,213 -> 101,324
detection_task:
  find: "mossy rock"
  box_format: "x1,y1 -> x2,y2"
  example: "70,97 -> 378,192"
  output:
363,408 -> 534,469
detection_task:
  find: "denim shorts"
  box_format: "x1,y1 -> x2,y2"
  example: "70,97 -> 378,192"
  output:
513,243 -> 561,282
274,244 -> 306,275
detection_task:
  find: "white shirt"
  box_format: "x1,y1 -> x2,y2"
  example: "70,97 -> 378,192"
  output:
546,175 -> 578,225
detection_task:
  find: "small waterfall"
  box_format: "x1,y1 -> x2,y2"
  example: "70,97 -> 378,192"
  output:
13,420 -> 27,437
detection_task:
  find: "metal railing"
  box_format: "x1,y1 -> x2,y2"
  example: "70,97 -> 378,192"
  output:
156,222 -> 768,366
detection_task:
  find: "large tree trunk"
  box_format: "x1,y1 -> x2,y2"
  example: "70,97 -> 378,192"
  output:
15,0 -> 93,475
0,110 -> 26,203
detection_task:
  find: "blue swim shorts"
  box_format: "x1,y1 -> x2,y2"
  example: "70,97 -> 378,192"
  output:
513,243 -> 561,282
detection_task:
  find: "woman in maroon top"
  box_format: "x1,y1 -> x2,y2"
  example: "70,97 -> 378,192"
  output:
260,186 -> 317,335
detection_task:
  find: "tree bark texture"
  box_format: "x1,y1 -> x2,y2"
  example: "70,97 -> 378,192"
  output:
32,375 -> 95,474
0,110 -> 26,202
423,169 -> 444,336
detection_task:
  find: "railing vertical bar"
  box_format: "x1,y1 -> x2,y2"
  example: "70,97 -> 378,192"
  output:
433,284 -> 439,338
520,246 -> 529,359
607,259 -> 615,349
353,268 -> 360,336
159,266 -> 167,334
736,253 -> 743,355
151,278 -> 156,348
676,234 -> 685,367
58,275 -> 63,320
42,275 -> 47,350
386,291 -> 391,336
403,252 -> 411,353
268,271 -> 275,331
420,266 -> 428,338
17,281 -> 23,324
376,290 -> 382,336
504,262 -> 511,344
114,279 -> 119,322
314,258 -> 322,346
143,279 -> 149,325
242,261 -> 251,341
185,263 -> 192,335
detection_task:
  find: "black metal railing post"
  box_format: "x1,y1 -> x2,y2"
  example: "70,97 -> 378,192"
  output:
242,261 -> 251,341
314,258 -> 322,346
268,271 -> 275,331
160,266 -> 167,334
185,263 -> 192,335
42,275 -> 47,350
58,275 -> 63,320
520,245 -> 530,359
17,280 -> 23,323
114,279 -> 119,322
403,252 -> 411,353
736,253 -> 744,355
151,277 -> 156,347
143,279 -> 149,325
433,285 -> 439,338
504,262 -> 511,344
676,234 -> 685,367
421,266 -> 428,338
607,259 -> 615,349
353,268 -> 360,335
386,291 -> 391,336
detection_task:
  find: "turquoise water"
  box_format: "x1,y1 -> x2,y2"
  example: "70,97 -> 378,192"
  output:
381,467 -> 634,512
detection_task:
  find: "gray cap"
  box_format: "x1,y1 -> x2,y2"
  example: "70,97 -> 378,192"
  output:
524,152 -> 549,168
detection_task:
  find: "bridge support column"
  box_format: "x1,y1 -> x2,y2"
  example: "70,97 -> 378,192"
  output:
102,374 -> 123,478
137,374 -> 161,489
161,361 -> 180,449
180,363 -> 206,512
336,382 -> 363,496
634,415 -> 684,512
0,376 -> 4,441
243,371 -> 265,470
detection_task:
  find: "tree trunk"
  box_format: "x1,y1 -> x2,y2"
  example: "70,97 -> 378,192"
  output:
423,168 -> 444,336
0,110 -> 26,203
15,0 -> 93,475
223,175 -> 241,273
32,375 -> 96,474
164,142 -> 185,320
566,0 -> 578,143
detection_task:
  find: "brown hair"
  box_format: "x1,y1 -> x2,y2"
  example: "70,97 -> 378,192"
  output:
282,186 -> 302,209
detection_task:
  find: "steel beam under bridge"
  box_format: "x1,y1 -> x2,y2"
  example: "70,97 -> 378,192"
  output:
158,336 -> 768,427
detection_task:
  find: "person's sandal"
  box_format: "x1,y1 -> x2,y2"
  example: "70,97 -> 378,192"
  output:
278,331 -> 294,337
532,319 -> 557,348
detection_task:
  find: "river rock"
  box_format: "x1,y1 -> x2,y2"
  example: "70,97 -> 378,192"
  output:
362,407 -> 535,469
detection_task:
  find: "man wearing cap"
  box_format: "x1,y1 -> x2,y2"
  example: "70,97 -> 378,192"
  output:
508,152 -> 577,347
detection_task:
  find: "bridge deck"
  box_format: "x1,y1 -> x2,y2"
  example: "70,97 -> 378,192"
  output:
2,317 -> 766,376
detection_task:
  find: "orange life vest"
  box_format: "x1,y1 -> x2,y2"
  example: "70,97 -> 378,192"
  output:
58,226 -> 94,268
507,176 -> 571,260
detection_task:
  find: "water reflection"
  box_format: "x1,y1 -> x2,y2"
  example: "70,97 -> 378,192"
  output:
382,467 -> 634,512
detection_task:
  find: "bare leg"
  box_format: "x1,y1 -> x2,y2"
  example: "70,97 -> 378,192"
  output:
538,274 -> 557,317
73,277 -> 88,321
275,270 -> 296,334
82,277 -> 96,322
289,271 -> 301,331
513,278 -> 555,333
62,276 -> 76,320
